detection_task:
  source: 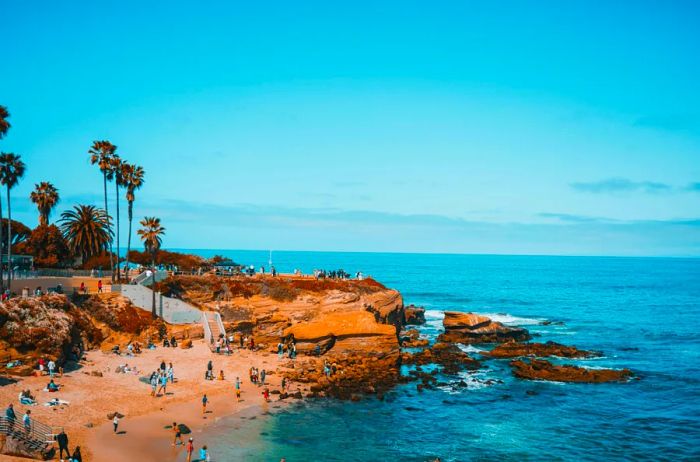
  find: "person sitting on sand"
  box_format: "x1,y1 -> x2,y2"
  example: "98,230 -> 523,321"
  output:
47,379 -> 59,392
70,445 -> 82,462
112,345 -> 121,355
133,342 -> 141,354
171,336 -> 177,347
199,445 -> 210,462
163,337 -> 170,348
218,370 -> 225,381
19,390 -> 35,405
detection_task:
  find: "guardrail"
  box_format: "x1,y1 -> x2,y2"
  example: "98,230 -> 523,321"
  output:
0,415 -> 62,452
12,269 -> 113,279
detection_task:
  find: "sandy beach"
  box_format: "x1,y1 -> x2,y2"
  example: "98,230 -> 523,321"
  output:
0,338 -> 296,461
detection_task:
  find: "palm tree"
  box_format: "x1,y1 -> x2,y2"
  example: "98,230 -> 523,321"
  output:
88,140 -> 116,280
59,205 -> 113,263
0,153 -> 26,290
137,217 -> 165,318
0,106 -> 9,139
111,155 -> 124,281
121,163 -> 145,280
0,106 -> 11,290
30,182 -> 60,226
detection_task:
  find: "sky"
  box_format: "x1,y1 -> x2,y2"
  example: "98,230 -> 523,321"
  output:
1,0 -> 699,256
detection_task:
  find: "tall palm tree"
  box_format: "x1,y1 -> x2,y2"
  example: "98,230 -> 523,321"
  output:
88,140 -> 116,280
111,155 -> 124,281
0,106 -> 11,290
30,182 -> 60,226
0,153 -> 26,290
0,106 -> 9,140
59,205 -> 113,263
121,163 -> 145,280
137,217 -> 165,318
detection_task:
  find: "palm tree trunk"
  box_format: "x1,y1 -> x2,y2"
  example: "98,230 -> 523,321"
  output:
115,181 -> 120,282
151,256 -> 157,318
125,200 -> 133,281
103,172 -> 114,282
6,186 -> 11,291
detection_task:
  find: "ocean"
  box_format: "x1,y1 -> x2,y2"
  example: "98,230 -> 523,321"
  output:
177,250 -> 700,461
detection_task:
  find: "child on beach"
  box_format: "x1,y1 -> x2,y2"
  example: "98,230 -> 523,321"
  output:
186,438 -> 194,462
172,421 -> 183,446
263,388 -> 270,402
202,394 -> 208,415
199,445 -> 210,461
235,377 -> 241,402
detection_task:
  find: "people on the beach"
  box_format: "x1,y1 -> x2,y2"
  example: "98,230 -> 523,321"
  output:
186,437 -> 194,462
263,387 -> 270,402
48,359 -> 56,377
97,279 -> 103,293
206,360 -> 214,380
56,429 -> 70,460
19,389 -> 35,405
5,403 -> 16,430
260,368 -> 266,385
113,414 -> 119,433
172,421 -> 183,446
235,377 -> 241,402
218,370 -> 225,380
23,410 -> 31,433
167,362 -> 174,383
277,341 -> 284,358
47,379 -> 59,392
202,394 -> 208,415
199,445 -> 210,461
71,446 -> 83,461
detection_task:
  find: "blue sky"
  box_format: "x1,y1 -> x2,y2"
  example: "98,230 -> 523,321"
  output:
2,0 -> 699,256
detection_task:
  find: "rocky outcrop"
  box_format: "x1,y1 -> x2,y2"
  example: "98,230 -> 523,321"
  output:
438,312 -> 530,344
510,358 -> 632,383
0,433 -> 55,460
403,305 -> 426,325
486,341 -> 600,359
402,342 -> 481,375
283,311 -> 399,357
400,329 -> 429,348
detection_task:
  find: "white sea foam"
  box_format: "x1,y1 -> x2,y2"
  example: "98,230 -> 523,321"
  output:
457,344 -> 485,354
479,312 -> 544,326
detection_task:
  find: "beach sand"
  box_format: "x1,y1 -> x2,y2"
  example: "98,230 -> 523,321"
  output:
0,339 -> 297,461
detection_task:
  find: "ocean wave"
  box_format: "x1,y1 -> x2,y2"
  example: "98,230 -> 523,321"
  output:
478,312 -> 545,326
457,344 -> 485,354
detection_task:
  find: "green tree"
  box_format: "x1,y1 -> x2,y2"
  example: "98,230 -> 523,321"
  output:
30,181 -> 60,226
59,205 -> 113,263
0,106 -> 11,290
137,217 -> 165,318
121,163 -> 145,280
0,153 -> 26,289
88,140 -> 116,280
111,155 -> 124,281
15,224 -> 72,268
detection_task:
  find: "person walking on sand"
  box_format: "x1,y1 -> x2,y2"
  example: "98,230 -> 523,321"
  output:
158,372 -> 167,396
260,368 -> 266,385
263,387 -> 270,402
97,279 -> 103,293
202,394 -> 208,415
172,422 -> 183,446
235,377 -> 241,402
48,359 -> 56,378
56,429 -> 70,461
167,362 -> 174,384
113,414 -> 119,433
186,438 -> 194,462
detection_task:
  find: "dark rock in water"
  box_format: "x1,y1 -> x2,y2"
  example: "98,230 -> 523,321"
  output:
438,312 -> 530,344
402,342 -> 482,375
540,320 -> 565,326
401,328 -> 430,347
405,406 -> 421,411
485,341 -> 601,359
457,380 -> 468,387
404,305 -> 426,325
526,390 -> 538,396
510,358 -> 633,383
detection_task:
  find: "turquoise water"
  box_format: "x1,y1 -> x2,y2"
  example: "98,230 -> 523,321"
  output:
179,250 -> 700,461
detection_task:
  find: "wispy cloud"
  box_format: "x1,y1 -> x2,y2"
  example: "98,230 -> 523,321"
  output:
538,213 -> 607,223
685,182 -> 700,192
570,178 -> 672,194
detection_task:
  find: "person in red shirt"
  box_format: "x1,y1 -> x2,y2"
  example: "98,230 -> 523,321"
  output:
186,438 -> 194,462
97,279 -> 103,293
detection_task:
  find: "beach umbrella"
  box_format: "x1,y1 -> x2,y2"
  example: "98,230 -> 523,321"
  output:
107,412 -> 125,420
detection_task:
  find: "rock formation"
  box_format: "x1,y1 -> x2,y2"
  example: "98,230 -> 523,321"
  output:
510,358 -> 632,383
438,311 -> 530,344
486,341 -> 600,359
403,305 -> 426,325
